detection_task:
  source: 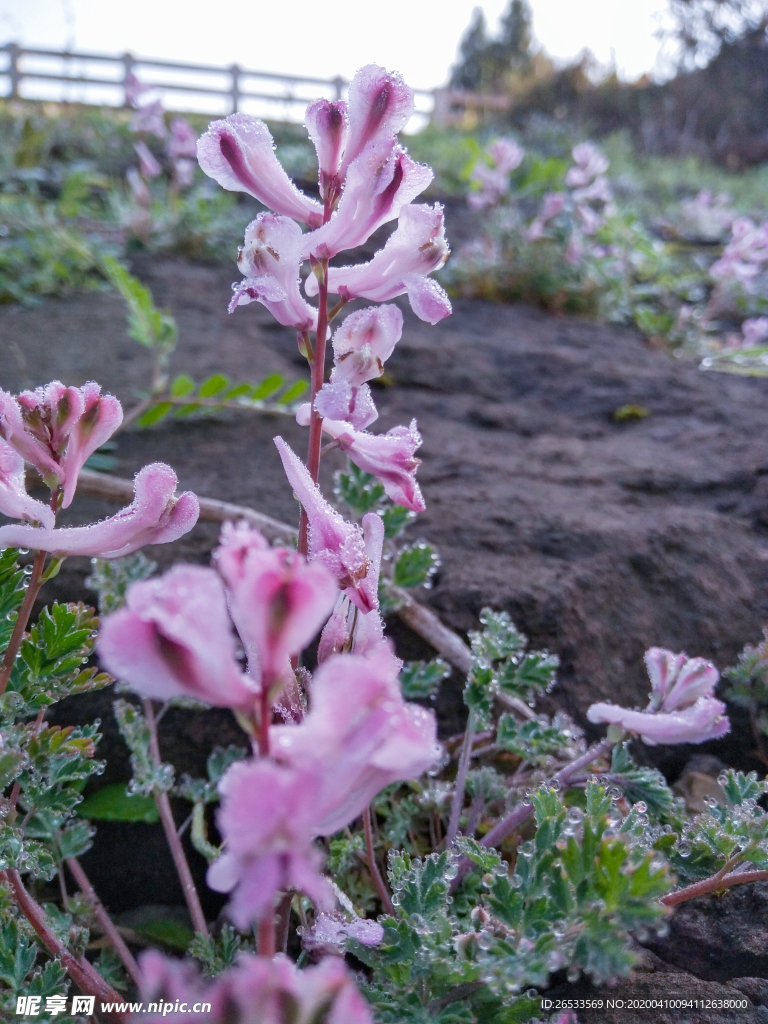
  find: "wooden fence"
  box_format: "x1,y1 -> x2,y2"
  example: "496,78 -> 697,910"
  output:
0,43 -> 437,127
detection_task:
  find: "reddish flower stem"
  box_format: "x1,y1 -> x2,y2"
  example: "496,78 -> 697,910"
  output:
0,549 -> 46,696
298,261 -> 329,557
257,910 -> 276,957
661,867 -> 768,906
66,856 -> 142,987
364,805 -> 395,916
3,868 -> 127,1021
142,699 -> 208,936
446,718 -> 474,846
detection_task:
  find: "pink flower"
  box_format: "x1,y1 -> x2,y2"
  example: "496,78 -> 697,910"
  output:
586,696 -> 729,746
98,564 -> 255,710
124,72 -> 150,108
318,513 -> 388,663
131,99 -> 167,139
214,523 -> 336,685
300,910 -> 384,955
468,137 -> 524,209
331,304 -> 404,387
274,438 -> 375,612
305,98 -> 349,201
301,139 -> 433,260
135,951 -> 373,1024
525,192 -> 566,241
0,462 -> 198,558
741,317 -> 768,347
644,648 -> 719,712
166,117 -> 197,160
126,167 -> 150,206
487,137 -> 525,174
306,203 -> 451,324
271,647 -> 439,835
207,760 -> 334,928
310,416 -> 425,513
566,142 -> 609,187
0,381 -> 123,508
229,213 -> 318,331
339,64 -> 414,176
312,380 -> 378,430
197,113 -> 323,228
0,441 -> 54,528
134,141 -> 162,179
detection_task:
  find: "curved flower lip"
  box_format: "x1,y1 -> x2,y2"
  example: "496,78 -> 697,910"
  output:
331,304 -> 404,387
0,441 -> 54,529
0,462 -> 199,559
230,213 -> 318,331
274,437 -> 375,613
197,114 -> 324,228
309,416 -> 425,513
301,140 -> 433,260
98,565 -> 255,710
305,98 -> 349,188
305,203 -> 451,324
644,647 -> 719,711
310,381 -> 379,430
339,64 -> 414,177
587,697 -> 730,746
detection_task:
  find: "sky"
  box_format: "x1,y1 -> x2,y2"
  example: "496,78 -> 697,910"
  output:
0,0 -> 670,90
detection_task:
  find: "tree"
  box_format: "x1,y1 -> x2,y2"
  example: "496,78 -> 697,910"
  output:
665,0 -> 767,68
450,0 -> 534,92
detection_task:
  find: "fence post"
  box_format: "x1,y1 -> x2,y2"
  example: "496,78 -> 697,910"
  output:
8,42 -> 20,100
122,52 -> 135,107
230,63 -> 241,113
332,75 -> 344,101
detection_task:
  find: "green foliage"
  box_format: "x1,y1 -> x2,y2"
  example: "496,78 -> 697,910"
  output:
85,552 -> 157,615
496,714 -> 577,765
393,544 -> 440,590
101,255 -> 177,357
114,699 -> 174,796
336,464 -> 386,517
78,782 -> 160,824
400,660 -> 451,701
609,743 -> 674,819
190,924 -> 253,977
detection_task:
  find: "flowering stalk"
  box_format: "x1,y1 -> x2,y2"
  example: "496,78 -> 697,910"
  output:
143,698 -> 208,936
364,805 -> 394,916
298,257 -> 329,557
661,866 -> 768,907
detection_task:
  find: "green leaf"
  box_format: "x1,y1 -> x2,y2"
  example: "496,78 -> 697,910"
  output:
469,609 -> 525,663
278,379 -> 309,404
78,782 -> 160,823
136,402 -> 172,428
392,544 -> 439,588
101,255 -> 177,354
0,751 -> 24,791
380,504 -> 416,539
335,464 -> 385,517
198,373 -> 230,398
170,374 -> 195,397
250,373 -> 285,400
0,917 -> 36,990
400,660 -> 450,700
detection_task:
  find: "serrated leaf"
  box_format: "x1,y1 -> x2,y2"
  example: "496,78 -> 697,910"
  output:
78,782 -> 159,823
393,544 -> 439,588
400,660 -> 450,700
335,464 -> 385,516
380,504 -> 416,539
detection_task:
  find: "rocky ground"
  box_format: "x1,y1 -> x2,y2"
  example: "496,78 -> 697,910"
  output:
2,257 -> 768,1018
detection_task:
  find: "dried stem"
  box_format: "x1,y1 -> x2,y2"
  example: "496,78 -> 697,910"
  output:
364,805 -> 395,916
142,698 -> 208,936
4,869 -> 126,1020
66,856 -> 142,987
446,716 -> 474,846
661,866 -> 768,906
0,549 -> 46,696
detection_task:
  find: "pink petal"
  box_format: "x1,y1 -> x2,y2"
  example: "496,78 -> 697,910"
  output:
197,114 -> 323,227
587,697 -> 730,745
305,98 -> 349,188
403,274 -> 452,324
331,304 -> 403,386
134,141 -> 162,178
0,441 -> 54,528
314,381 -> 378,430
340,64 -> 414,175
0,462 -> 198,558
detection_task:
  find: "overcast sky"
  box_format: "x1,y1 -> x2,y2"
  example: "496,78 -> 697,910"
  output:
1,0 -> 669,88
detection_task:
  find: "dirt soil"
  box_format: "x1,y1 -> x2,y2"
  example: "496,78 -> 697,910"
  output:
2,257 -> 768,1012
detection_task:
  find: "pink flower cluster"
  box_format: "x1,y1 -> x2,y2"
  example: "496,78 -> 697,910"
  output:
525,142 -> 613,263
98,521 -> 438,927
135,949 -> 372,1024
468,137 -> 525,210
588,647 -> 729,745
710,217 -> 768,288
125,74 -> 199,201
0,381 -> 198,558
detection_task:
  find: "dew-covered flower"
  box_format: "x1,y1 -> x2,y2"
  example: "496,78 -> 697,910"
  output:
0,441 -> 54,528
312,380 -> 378,431
271,646 -> 439,835
587,696 -> 729,746
299,910 -> 384,956
305,203 -> 451,324
304,416 -> 425,513
305,98 -> 349,200
0,381 -> 123,508
330,304 -> 403,387
197,114 -> 323,227
274,438 -> 375,612
207,760 -> 334,928
0,462 -> 198,559
229,213 -> 318,331
214,522 -> 336,684
98,564 -> 255,710
136,949 -> 373,1023
644,647 -> 719,711
339,65 -> 414,177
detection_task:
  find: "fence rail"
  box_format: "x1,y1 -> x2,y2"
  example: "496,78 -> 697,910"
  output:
0,42 -> 439,127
